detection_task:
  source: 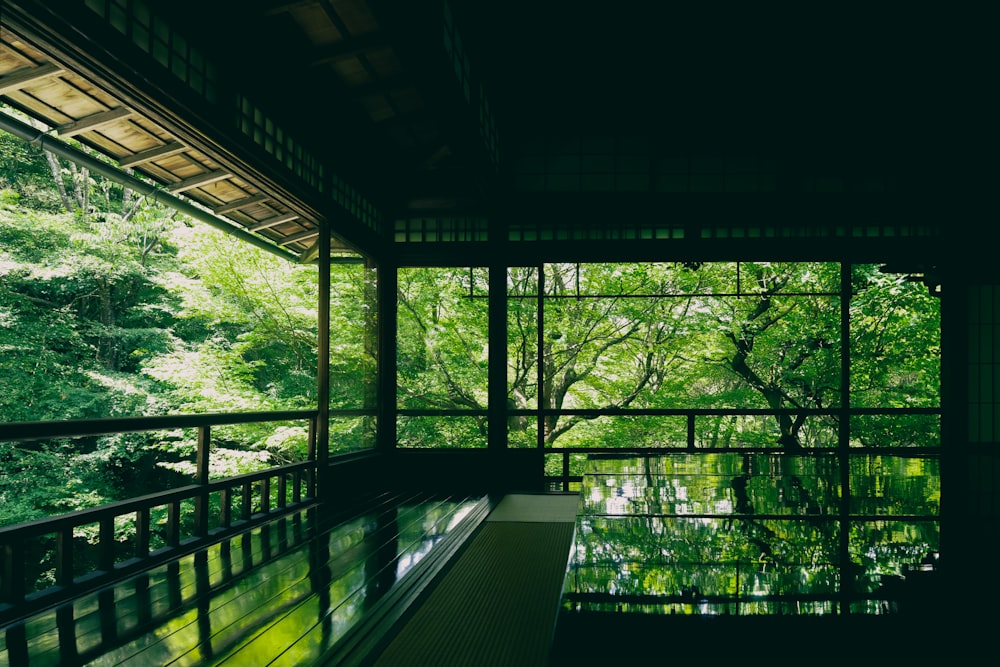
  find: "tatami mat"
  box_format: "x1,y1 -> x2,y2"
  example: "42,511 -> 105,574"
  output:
371,493 -> 580,667
485,493 -> 581,523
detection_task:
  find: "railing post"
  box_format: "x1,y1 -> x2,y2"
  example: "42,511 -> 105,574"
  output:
56,529 -> 73,587
194,425 -> 211,537
687,413 -> 696,450
278,472 -> 288,508
241,482 -> 252,521
562,451 -> 570,492
98,516 -> 115,572
135,508 -> 150,558
220,487 -> 232,529
261,478 -> 271,515
167,501 -> 180,547
2,541 -> 24,604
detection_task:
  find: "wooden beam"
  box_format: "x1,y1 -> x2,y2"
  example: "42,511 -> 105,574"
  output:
279,228 -> 320,245
0,62 -> 63,95
117,141 -> 187,168
310,33 -> 391,66
249,212 -> 300,232
56,106 -> 132,137
299,237 -> 322,264
167,169 -> 232,193
213,193 -> 271,215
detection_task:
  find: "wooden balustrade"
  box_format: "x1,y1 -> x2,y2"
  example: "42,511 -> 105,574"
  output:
0,411 -> 320,626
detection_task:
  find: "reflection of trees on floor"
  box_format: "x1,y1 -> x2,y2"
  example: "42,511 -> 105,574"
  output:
0,492 -> 485,666
561,455 -> 939,616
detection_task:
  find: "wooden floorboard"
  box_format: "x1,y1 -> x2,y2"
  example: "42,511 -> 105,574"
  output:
0,491 -> 487,667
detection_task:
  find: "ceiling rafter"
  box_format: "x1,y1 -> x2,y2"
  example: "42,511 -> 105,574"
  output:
249,212 -> 300,232
279,228 -> 320,245
213,193 -> 273,215
56,106 -> 132,137
0,61 -> 62,93
117,140 -> 187,168
167,169 -> 234,193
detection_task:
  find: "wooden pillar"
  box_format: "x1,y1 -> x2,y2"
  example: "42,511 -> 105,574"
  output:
488,259 -> 507,452
377,260 -> 398,455
317,224 -> 331,494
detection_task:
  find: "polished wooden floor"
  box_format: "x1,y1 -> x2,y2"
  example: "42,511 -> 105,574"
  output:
2,486 -> 970,666
0,490 -> 487,666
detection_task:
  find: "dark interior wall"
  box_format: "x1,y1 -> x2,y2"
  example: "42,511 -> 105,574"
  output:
385,449 -> 546,495
320,449 -> 546,500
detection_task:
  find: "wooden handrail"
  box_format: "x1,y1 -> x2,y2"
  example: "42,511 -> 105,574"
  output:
0,410 -> 319,442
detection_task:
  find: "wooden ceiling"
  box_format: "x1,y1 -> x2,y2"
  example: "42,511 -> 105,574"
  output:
0,1 -> 991,261
0,0 -> 494,260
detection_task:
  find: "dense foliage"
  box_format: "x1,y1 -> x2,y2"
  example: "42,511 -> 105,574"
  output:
1,127 -> 326,526
397,262 -> 939,451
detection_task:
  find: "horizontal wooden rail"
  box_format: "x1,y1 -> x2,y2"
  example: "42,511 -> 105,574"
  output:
396,407 -> 941,418
0,410 -> 318,442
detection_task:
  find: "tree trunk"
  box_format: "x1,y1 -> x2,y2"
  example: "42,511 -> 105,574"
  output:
42,149 -> 74,212
120,170 -> 133,216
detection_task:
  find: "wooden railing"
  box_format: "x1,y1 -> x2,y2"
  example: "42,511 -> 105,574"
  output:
538,406 -> 941,491
0,410 -> 318,625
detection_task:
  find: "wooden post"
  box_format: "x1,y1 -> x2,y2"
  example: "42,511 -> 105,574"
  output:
1,541 -> 24,603
317,224 -> 331,495
562,451 -> 570,492
135,508 -> 150,558
195,425 -> 211,536
219,488 -> 232,529
489,259 -> 507,452
261,478 -> 271,515
167,501 -> 180,547
56,529 -> 73,587
278,472 -> 288,508
378,261 -> 398,455
98,516 -> 115,572
241,482 -> 252,521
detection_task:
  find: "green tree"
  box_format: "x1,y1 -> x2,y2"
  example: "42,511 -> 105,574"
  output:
0,125 -> 338,524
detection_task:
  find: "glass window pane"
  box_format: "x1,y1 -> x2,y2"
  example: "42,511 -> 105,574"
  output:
851,265 -> 940,408
396,416 -> 487,448
330,261 -> 377,412
397,267 -> 488,411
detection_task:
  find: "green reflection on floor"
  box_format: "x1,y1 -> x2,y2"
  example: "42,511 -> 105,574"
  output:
2,492 -> 483,666
561,455 -> 939,616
